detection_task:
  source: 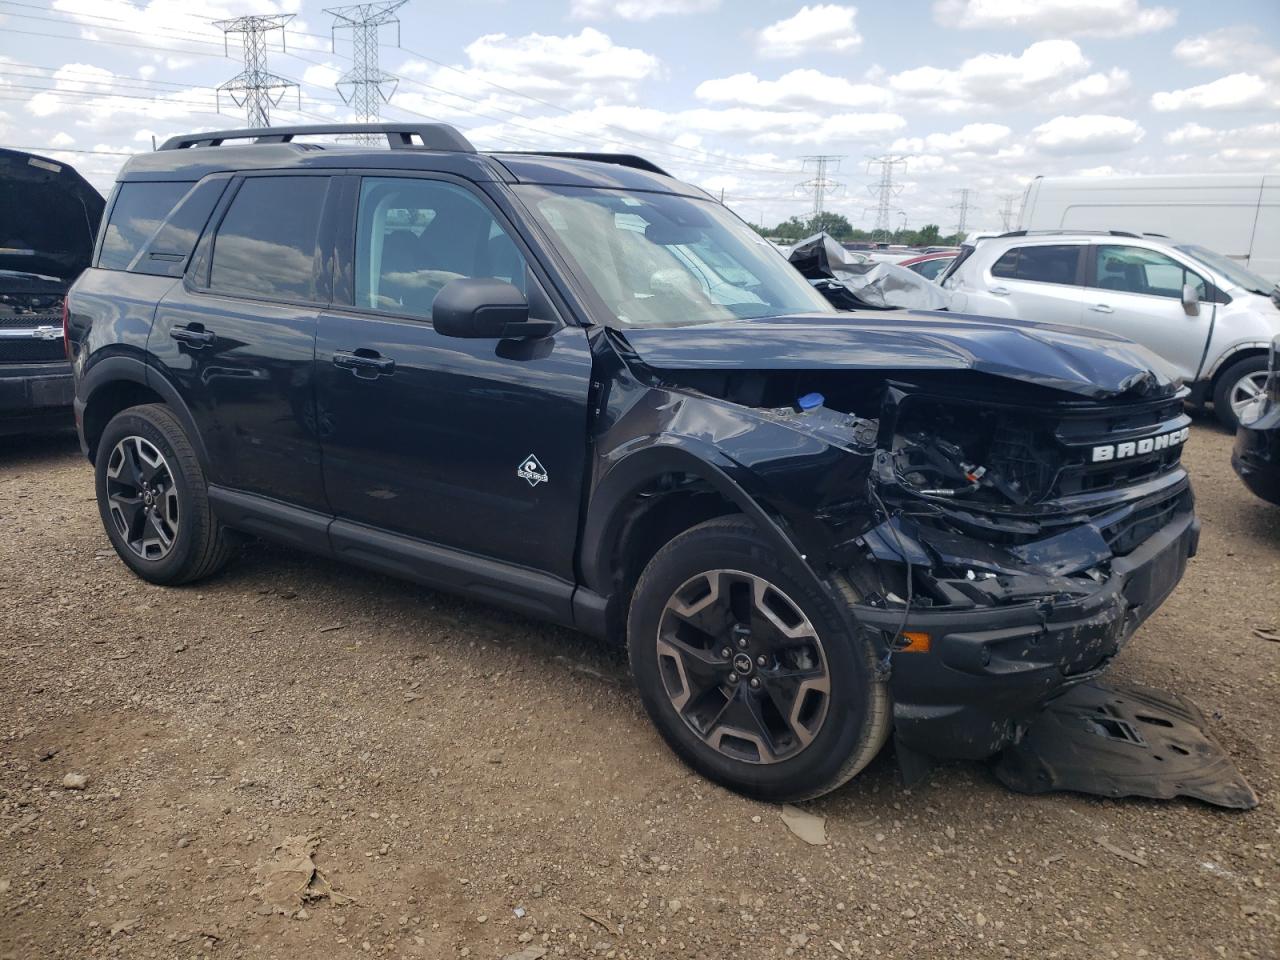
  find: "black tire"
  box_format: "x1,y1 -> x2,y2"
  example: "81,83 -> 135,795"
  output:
1213,355 -> 1269,430
95,403 -> 238,585
627,516 -> 890,802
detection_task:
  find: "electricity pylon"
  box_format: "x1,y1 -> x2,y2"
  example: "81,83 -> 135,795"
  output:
215,14 -> 299,128
326,1 -> 409,143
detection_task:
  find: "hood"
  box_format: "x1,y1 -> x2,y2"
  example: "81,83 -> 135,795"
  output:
614,311 -> 1178,400
0,148 -> 106,282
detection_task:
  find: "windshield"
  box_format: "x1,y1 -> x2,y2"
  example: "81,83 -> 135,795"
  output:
1176,244 -> 1276,296
513,184 -> 835,327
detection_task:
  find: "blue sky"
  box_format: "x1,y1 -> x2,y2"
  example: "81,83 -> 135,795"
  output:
1,0 -> 1278,231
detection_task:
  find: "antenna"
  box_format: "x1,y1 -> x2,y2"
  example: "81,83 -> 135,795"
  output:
795,155 -> 845,228
326,1 -> 409,144
865,154 -> 908,242
215,14 -> 300,128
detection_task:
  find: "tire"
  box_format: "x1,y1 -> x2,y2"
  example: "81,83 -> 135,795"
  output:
627,516 -> 891,802
95,403 -> 238,585
1213,355 -> 1270,430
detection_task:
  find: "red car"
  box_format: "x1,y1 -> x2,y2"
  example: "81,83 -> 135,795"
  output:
899,250 -> 957,281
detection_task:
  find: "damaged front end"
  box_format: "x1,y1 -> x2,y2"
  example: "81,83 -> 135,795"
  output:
842,381 -> 1199,774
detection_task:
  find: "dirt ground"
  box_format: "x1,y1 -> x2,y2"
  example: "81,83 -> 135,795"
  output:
1,418 -> 1277,960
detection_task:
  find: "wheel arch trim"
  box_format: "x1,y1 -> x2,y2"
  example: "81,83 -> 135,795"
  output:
77,356 -> 210,469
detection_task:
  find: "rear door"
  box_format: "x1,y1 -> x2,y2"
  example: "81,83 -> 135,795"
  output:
1080,243 -> 1214,381
149,173 -> 337,511
314,173 -> 593,580
986,241 -> 1086,327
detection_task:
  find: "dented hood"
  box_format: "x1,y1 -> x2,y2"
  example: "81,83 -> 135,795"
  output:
614,311 -> 1178,400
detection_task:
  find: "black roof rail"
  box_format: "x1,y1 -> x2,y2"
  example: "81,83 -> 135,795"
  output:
158,123 -> 475,153
497,151 -> 670,177
997,229 -> 1166,240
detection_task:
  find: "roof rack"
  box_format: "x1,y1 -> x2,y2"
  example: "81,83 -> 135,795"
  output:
497,151 -> 670,177
995,229 -> 1160,240
158,123 -> 475,153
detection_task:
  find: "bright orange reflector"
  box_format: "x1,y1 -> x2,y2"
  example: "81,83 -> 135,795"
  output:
897,631 -> 931,653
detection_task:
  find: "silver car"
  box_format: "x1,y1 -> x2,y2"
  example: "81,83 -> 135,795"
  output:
941,231 -> 1280,427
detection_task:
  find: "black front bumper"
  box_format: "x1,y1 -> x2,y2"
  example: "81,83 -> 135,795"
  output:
0,360 -> 75,436
855,508 -> 1200,761
1233,407 -> 1280,506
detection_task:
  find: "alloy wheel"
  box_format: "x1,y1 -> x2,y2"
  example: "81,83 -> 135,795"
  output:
655,569 -> 831,764
105,436 -> 180,561
1231,371 -> 1271,423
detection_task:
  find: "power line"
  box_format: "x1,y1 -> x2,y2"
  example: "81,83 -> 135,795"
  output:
997,193 -> 1020,231
950,188 -> 976,236
865,154 -> 908,242
214,14 -> 299,127
326,1 -> 407,143
795,155 -> 844,226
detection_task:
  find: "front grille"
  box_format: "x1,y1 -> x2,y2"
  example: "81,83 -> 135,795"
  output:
0,312 -> 60,328
1100,485 -> 1190,555
1052,394 -> 1188,498
0,339 -> 65,363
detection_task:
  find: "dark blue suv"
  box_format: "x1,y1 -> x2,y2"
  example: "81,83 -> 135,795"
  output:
67,124 -> 1200,800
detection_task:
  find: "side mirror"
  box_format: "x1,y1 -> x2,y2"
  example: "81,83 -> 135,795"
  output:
433,278 -> 556,340
1180,282 -> 1200,317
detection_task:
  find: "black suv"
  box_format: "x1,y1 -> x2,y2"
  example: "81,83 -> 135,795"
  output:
68,124 -> 1200,801
1,148 -> 104,435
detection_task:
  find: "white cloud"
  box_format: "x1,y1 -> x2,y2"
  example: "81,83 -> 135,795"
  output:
400,28 -> 662,108
890,122 -> 1012,154
757,5 -> 862,59
1165,121 -> 1280,148
1173,27 -> 1280,77
571,0 -> 719,20
1051,68 -> 1131,105
1151,73 -> 1276,112
694,70 -> 889,110
1031,114 -> 1145,154
1163,122 -> 1214,146
933,0 -> 1176,38
888,39 -> 1091,111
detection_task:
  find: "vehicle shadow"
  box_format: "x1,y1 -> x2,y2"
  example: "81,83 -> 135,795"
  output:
0,429 -> 80,466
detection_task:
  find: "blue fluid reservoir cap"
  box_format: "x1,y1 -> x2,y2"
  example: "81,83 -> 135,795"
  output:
797,392 -> 825,411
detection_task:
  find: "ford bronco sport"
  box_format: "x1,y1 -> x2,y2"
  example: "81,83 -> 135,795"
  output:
67,124 -> 1200,801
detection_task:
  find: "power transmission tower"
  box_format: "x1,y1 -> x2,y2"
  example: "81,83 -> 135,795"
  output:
996,193 -> 1020,231
865,154 -> 908,242
215,14 -> 299,127
326,1 -> 408,143
950,188 -> 976,236
795,156 -> 845,230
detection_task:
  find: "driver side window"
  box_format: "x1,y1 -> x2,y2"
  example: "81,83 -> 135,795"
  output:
354,178 -> 526,321
1091,245 -> 1206,300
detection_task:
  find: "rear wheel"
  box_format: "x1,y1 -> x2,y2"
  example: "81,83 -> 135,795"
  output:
627,517 -> 890,802
1213,355 -> 1270,430
95,404 -> 238,585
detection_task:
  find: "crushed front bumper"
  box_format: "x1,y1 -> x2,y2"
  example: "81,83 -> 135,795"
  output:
855,509 -> 1200,763
0,360 -> 74,436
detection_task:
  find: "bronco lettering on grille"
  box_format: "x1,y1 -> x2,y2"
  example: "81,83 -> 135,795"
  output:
1091,427 -> 1190,463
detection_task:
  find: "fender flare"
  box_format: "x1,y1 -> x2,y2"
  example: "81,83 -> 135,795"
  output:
1203,341 -> 1273,382
579,437 -> 811,595
77,355 -> 211,470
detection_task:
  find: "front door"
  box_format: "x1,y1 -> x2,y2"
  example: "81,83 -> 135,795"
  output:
1081,244 -> 1213,382
150,174 -> 336,511
315,175 -> 593,580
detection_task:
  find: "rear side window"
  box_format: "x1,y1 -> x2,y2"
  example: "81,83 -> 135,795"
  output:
99,181 -> 190,271
130,178 -> 228,278
209,176 -> 329,302
990,244 -> 1081,285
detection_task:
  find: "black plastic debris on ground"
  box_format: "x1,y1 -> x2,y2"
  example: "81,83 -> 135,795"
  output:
994,680 -> 1258,810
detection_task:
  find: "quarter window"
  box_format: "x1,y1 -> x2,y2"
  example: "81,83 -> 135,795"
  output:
354,177 -> 526,320
1092,245 -> 1206,300
209,176 -> 329,301
990,244 -> 1082,285
99,181 -> 190,271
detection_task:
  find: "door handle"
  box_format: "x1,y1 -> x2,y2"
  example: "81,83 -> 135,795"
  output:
170,323 -> 215,347
988,286 -> 1010,296
1089,304 -> 1114,314
333,349 -> 395,378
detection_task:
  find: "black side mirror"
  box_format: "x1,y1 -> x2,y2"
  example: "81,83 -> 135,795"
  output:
433,278 -> 556,340
1180,282 -> 1200,317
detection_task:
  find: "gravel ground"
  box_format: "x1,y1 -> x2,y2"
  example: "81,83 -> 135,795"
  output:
1,418 -> 1277,960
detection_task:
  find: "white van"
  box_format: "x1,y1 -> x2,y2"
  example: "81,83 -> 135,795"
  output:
1018,174 -> 1280,283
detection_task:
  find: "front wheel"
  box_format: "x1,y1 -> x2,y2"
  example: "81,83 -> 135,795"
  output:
627,517 -> 890,802
1213,355 -> 1270,430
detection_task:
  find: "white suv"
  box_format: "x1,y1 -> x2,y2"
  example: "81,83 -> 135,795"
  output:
941,231 -> 1280,427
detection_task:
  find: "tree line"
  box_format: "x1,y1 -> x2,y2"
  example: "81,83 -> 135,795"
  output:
753,213 -> 966,247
